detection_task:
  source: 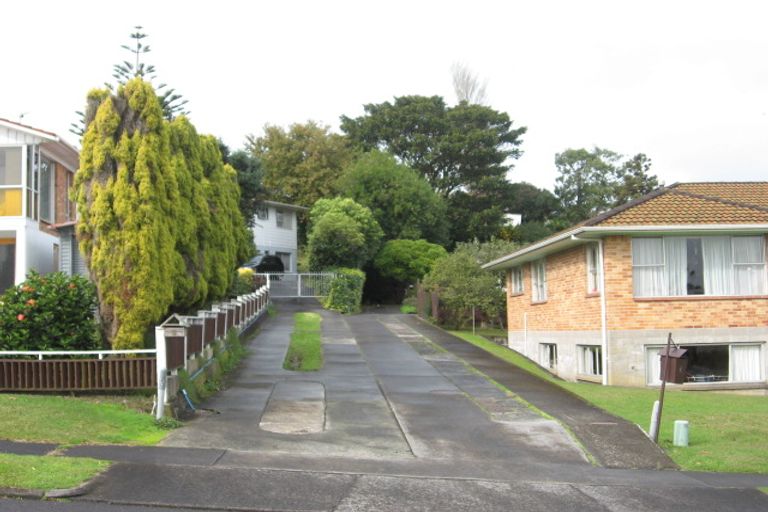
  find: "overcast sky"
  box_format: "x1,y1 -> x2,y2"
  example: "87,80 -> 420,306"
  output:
3,0 -> 767,191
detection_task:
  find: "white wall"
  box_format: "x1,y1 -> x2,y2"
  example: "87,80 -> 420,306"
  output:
253,206 -> 298,251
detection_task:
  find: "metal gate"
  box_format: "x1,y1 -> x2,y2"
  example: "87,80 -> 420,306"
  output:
258,273 -> 335,298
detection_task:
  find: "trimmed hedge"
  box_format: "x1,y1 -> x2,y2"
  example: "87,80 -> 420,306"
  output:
324,268 -> 365,314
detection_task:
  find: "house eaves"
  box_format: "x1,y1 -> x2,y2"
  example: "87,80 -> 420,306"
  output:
263,200 -> 309,212
482,223 -> 768,271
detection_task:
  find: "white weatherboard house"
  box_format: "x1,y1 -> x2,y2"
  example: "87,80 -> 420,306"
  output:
253,200 -> 307,272
0,118 -> 81,293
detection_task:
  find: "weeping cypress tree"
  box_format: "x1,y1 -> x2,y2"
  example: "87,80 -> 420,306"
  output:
74,78 -> 251,348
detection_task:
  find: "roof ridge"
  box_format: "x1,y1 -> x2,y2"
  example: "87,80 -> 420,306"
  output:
669,189 -> 768,214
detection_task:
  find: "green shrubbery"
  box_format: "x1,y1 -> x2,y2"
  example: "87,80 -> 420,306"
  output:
324,268 -> 365,314
0,271 -> 98,351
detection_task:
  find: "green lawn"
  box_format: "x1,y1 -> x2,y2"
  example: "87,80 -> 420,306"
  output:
0,453 -> 109,491
283,312 -> 323,371
451,331 -> 768,474
0,394 -> 168,446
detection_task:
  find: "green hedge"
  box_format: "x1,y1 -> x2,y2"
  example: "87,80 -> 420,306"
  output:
324,268 -> 365,314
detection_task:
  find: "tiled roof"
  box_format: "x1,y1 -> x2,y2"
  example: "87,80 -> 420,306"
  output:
595,182 -> 768,226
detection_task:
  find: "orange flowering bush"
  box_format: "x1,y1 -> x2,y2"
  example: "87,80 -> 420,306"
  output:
0,271 -> 98,351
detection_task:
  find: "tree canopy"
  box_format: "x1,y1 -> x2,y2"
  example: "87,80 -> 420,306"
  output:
373,239 -> 447,284
554,147 -> 662,224
337,151 -> 448,244
74,78 -> 250,348
340,95 -> 525,198
220,142 -> 264,228
247,121 -> 356,207
307,197 -> 383,270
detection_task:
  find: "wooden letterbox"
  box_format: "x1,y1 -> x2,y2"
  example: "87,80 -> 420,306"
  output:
659,347 -> 688,384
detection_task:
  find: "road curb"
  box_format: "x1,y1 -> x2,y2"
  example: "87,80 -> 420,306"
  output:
0,472 -> 103,500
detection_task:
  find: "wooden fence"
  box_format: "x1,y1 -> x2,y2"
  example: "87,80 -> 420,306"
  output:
0,284 -> 271,408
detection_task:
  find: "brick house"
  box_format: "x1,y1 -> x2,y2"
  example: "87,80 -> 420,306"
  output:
0,118 -> 81,293
483,183 -> 768,390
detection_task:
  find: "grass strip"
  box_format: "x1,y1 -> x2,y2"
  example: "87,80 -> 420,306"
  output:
451,330 -> 768,474
0,453 -> 109,491
283,312 -> 323,371
0,394 -> 168,446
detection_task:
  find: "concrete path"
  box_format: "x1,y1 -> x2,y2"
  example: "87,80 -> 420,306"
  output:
38,301 -> 768,511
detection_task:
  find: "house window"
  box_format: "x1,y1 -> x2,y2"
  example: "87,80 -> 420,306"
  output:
26,145 -> 39,221
256,204 -> 268,220
531,259 -> 547,302
276,209 -> 291,229
645,343 -> 762,385
539,343 -> 557,370
578,345 -> 602,376
0,148 -> 22,217
39,157 -> 54,223
510,267 -> 523,295
0,238 -> 15,293
66,172 -> 75,221
586,243 -> 600,294
632,236 -> 767,297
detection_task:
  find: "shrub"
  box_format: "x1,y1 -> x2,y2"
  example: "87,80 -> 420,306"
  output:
307,197 -> 383,269
230,267 -> 255,296
0,271 -> 98,351
324,268 -> 365,314
373,239 -> 447,283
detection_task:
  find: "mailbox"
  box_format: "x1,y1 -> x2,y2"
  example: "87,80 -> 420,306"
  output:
659,347 -> 688,384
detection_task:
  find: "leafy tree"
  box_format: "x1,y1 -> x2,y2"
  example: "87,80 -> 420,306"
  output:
74,78 -> 249,348
337,151 -> 448,244
341,96 -> 525,198
341,96 -> 525,244
373,240 -> 447,284
506,182 -> 559,223
422,239 -> 518,327
247,122 -> 355,207
220,142 -> 264,228
613,153 -> 660,205
307,213 -> 367,270
554,147 -> 662,224
308,197 -> 383,269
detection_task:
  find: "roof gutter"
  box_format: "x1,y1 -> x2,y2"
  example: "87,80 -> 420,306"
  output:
483,223 -> 768,271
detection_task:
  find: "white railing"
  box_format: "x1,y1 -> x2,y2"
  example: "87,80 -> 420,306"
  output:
258,272 -> 335,298
0,349 -> 156,360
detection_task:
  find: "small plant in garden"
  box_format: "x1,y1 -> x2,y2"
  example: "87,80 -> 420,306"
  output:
0,271 -> 98,351
230,267 -> 256,296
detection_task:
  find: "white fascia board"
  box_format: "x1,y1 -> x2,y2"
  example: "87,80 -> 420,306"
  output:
482,223 -> 768,271
0,119 -> 58,142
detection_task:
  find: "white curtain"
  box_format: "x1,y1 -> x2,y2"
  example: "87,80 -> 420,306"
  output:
646,347 -> 662,385
731,344 -> 762,382
633,238 -> 665,297
702,236 -> 734,296
733,237 -> 766,295
664,237 -> 687,296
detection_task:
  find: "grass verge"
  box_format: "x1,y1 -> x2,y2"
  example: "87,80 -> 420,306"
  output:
452,330 -> 768,474
283,312 -> 323,371
0,394 -> 169,446
400,305 -> 417,314
0,453 -> 109,491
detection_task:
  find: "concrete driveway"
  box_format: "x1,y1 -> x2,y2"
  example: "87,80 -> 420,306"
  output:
162,300 -> 585,466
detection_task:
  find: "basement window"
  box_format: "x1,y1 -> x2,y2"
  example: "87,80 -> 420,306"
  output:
577,345 -> 602,376
539,343 -> 557,370
646,343 -> 762,385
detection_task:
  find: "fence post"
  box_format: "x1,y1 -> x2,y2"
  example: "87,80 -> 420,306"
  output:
298,274 -> 303,297
155,326 -> 167,421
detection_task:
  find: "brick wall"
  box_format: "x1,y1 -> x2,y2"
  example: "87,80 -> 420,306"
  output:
604,235 -> 768,330
506,244 -> 601,332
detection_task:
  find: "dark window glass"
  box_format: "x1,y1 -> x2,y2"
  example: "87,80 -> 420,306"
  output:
0,242 -> 15,293
686,238 -> 704,295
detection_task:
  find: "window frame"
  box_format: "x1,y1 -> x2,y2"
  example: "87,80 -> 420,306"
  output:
539,343 -> 557,370
531,259 -> 547,303
256,204 -> 269,221
586,243 -> 600,295
632,235 -> 768,298
275,209 -> 292,229
510,266 -> 523,295
577,345 -> 603,377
